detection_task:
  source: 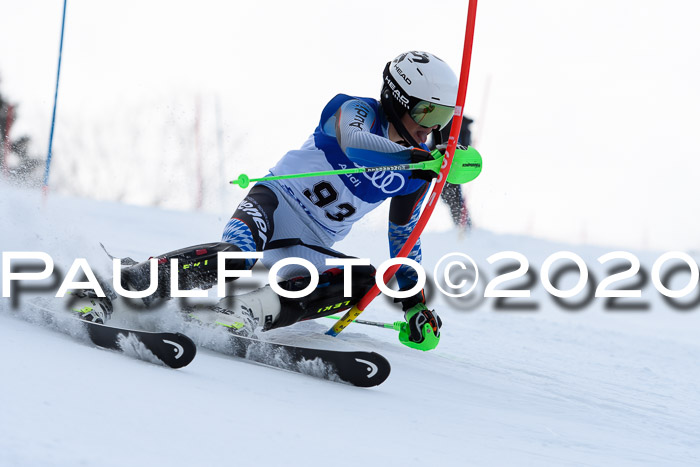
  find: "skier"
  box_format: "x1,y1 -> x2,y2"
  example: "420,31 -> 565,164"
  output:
76,51 -> 459,351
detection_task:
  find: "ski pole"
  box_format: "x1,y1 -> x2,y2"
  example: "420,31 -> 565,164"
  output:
327,0 -> 479,340
324,315 -> 402,331
230,147 -> 481,189
230,158 -> 441,189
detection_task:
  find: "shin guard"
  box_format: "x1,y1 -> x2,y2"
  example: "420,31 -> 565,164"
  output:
269,265 -> 376,329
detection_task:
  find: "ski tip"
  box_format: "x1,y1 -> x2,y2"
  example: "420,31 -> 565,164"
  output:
98,242 -> 138,265
346,351 -> 391,388
163,333 -> 197,369
84,322 -> 197,369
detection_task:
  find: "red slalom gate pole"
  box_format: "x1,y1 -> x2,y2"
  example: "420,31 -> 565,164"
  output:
327,0 -> 479,337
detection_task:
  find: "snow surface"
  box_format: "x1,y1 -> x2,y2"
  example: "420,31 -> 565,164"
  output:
1,183 -> 699,467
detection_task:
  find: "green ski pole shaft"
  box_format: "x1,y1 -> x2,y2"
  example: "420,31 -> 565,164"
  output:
230,162 -> 432,189
324,315 -> 402,331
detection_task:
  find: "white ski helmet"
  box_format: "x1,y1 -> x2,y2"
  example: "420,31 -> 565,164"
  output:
380,51 -> 458,146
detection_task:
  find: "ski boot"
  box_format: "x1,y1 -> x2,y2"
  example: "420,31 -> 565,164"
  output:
67,289 -> 114,324
186,286 -> 281,337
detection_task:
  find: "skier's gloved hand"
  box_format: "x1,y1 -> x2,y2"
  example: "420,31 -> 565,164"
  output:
432,143 -> 469,156
398,304 -> 442,351
409,148 -> 438,182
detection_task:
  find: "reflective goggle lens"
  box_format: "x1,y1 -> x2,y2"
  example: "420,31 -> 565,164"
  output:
409,101 -> 454,129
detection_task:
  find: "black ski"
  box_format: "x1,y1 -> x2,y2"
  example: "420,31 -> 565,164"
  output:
28,299 -> 196,369
182,304 -> 391,387
208,333 -> 391,387
82,320 -> 196,369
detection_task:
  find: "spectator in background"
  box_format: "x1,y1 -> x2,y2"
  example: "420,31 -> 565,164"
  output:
429,115 -> 474,230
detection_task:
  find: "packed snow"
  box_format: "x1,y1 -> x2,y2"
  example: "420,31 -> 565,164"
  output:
1,183 -> 699,466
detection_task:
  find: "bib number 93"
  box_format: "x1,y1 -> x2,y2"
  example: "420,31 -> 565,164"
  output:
303,181 -> 356,222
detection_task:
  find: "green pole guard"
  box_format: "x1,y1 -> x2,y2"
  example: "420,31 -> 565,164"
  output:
443,146 -> 483,184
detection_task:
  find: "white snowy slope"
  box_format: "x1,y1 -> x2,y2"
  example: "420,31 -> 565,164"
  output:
1,184 -> 699,467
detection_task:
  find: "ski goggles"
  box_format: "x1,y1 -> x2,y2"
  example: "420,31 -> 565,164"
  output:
409,100 -> 454,129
